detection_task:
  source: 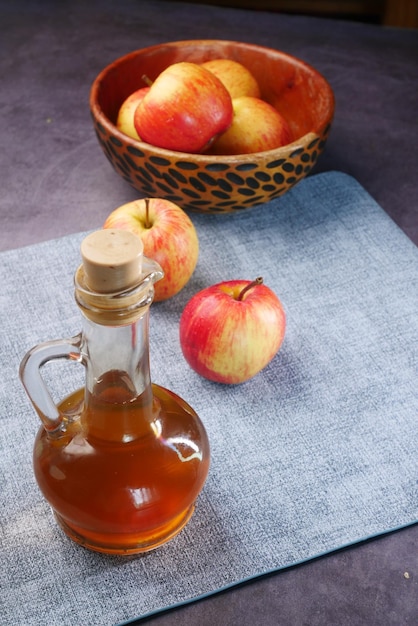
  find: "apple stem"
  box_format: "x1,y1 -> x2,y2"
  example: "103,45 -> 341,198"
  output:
142,74 -> 153,87
237,277 -> 263,301
144,198 -> 151,229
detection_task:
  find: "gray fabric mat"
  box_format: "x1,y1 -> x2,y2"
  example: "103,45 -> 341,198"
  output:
1,172 -> 417,626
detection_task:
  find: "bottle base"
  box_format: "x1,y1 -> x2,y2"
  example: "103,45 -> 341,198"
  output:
54,505 -> 195,555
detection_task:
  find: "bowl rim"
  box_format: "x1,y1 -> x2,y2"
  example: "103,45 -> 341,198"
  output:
89,39 -> 335,162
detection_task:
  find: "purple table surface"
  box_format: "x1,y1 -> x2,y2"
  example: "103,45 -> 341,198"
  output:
1,1 -> 417,625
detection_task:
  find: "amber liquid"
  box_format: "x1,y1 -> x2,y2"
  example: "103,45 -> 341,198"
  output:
34,375 -> 210,554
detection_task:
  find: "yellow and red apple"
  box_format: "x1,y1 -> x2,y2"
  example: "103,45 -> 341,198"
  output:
133,62 -> 233,153
208,96 -> 292,155
103,198 -> 199,301
116,87 -> 149,140
179,277 -> 286,384
201,58 -> 261,99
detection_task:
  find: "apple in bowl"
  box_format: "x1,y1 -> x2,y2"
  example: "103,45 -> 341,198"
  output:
207,96 -> 292,155
133,61 -> 233,153
201,58 -> 261,99
116,86 -> 149,140
103,198 -> 199,302
179,277 -> 286,384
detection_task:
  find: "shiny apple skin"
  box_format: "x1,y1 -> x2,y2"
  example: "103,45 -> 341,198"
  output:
134,62 -> 233,153
201,58 -> 261,99
116,87 -> 150,140
179,279 -> 286,384
103,198 -> 199,302
208,96 -> 292,155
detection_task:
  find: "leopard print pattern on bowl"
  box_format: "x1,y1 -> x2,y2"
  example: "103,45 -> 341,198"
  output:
93,120 -> 331,214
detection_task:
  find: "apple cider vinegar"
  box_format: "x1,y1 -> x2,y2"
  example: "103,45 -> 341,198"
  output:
20,230 -> 210,554
34,379 -> 209,554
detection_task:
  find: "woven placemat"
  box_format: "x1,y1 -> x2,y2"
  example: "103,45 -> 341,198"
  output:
1,172 -> 417,626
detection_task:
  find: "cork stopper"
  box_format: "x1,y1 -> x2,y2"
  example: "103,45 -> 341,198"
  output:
80,229 -> 143,293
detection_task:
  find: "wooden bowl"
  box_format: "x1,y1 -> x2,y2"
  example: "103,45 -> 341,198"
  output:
90,40 -> 334,213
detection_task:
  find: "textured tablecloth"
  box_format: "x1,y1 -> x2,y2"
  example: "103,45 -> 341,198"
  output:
1,172 -> 417,626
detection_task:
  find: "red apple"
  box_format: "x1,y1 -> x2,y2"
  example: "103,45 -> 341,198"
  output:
179,277 -> 286,384
116,87 -> 149,140
207,96 -> 292,155
103,197 -> 199,301
133,62 -> 233,153
201,58 -> 261,99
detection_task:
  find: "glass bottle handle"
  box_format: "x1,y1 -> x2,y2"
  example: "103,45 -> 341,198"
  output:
19,333 -> 83,432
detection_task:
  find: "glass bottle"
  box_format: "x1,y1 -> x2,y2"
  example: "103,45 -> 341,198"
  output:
19,229 -> 210,555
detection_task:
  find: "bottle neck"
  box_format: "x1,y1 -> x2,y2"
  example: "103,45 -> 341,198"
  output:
73,255 -> 164,442
80,310 -> 158,442
82,310 -> 152,398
